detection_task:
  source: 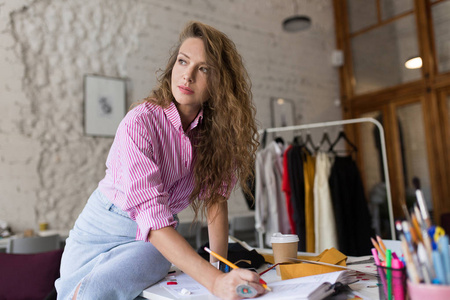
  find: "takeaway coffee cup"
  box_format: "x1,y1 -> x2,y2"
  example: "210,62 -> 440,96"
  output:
270,233 -> 299,275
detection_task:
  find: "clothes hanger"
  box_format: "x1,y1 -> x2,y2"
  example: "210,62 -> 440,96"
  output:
328,130 -> 358,154
274,136 -> 285,145
292,131 -> 304,146
304,131 -> 317,153
317,130 -> 332,151
292,131 -> 313,155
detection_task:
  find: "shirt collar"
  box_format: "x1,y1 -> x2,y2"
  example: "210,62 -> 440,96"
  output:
189,109 -> 203,131
163,102 -> 204,132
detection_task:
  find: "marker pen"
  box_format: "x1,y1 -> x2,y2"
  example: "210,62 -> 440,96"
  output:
391,258 -> 405,300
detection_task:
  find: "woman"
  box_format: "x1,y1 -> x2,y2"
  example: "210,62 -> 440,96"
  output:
55,21 -> 262,300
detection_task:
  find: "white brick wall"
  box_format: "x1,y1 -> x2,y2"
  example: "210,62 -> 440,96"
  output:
0,0 -> 341,233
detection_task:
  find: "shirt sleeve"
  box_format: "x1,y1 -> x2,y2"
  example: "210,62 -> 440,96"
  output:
117,113 -> 177,241
198,170 -> 238,201
218,173 -> 238,199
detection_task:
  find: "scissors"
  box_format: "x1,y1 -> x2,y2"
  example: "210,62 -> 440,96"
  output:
433,226 -> 445,242
428,226 -> 445,249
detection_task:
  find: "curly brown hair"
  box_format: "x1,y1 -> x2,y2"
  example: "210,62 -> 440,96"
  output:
141,21 -> 259,220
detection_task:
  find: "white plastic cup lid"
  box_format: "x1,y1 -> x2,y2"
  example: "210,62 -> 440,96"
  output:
270,232 -> 299,243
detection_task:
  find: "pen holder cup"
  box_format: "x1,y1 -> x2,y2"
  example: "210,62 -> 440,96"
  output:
377,266 -> 407,300
407,281 -> 450,300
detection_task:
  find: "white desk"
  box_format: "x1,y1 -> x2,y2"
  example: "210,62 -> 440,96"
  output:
0,236 -> 11,251
139,248 -> 284,300
140,263 -> 279,300
141,281 -> 191,300
139,250 -> 380,300
38,229 -> 70,239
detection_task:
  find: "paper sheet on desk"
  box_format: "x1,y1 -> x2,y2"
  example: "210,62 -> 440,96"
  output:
345,255 -> 377,276
347,275 -> 380,300
158,270 -> 354,300
159,272 -> 212,299
258,271 -> 347,299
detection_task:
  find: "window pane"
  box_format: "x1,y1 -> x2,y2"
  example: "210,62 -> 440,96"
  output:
358,111 -> 389,237
396,102 -> 433,213
381,0 -> 414,20
431,1 -> 450,73
360,112 -> 383,195
351,15 -> 421,95
347,0 -> 378,33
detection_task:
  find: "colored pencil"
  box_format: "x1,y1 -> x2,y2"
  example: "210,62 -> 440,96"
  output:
376,235 -> 387,254
204,247 -> 271,291
371,237 -> 386,260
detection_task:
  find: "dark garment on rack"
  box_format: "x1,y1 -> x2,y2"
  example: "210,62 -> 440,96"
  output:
243,175 -> 256,210
287,145 -> 307,251
329,156 -> 374,256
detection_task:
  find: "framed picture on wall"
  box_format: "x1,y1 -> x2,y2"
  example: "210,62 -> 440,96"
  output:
84,74 -> 126,137
270,97 -> 296,128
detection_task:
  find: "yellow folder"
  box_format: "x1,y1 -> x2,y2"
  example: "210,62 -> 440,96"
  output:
261,247 -> 347,280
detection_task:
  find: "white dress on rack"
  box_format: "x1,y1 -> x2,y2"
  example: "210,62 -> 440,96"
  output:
313,151 -> 338,252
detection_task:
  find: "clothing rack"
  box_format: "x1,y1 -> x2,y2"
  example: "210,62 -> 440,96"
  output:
257,117 -> 395,241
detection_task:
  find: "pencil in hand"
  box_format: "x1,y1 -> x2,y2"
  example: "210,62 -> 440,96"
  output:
204,247 -> 271,291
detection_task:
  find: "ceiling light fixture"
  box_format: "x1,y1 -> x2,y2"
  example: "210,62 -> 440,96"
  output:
282,0 -> 311,33
405,56 -> 422,69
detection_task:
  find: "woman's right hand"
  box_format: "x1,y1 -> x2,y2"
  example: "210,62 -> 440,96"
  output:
211,268 -> 266,300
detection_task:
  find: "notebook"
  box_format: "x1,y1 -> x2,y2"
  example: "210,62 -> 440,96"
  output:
258,270 -> 353,300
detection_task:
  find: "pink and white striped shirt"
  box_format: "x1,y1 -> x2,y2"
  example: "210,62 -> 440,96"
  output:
98,101 -> 204,242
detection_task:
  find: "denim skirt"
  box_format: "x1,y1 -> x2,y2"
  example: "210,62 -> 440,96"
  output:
55,188 -> 171,300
